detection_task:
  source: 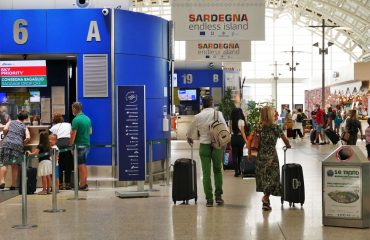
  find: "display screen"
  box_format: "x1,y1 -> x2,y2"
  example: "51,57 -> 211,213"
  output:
0,93 -> 6,103
178,89 -> 197,101
29,91 -> 41,103
0,60 -> 47,87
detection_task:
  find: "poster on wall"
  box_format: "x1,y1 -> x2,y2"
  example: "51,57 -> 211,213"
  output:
171,0 -> 265,40
186,40 -> 251,62
117,85 -> 146,181
0,60 -> 47,87
224,71 -> 241,101
323,166 -> 362,219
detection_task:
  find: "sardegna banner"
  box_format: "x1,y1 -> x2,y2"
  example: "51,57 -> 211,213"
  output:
171,0 -> 265,40
186,41 -> 251,62
0,60 -> 47,87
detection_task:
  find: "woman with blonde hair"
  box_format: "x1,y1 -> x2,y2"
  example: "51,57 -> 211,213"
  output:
255,106 -> 291,211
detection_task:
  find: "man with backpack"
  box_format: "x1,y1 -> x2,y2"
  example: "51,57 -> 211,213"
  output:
187,96 -> 229,207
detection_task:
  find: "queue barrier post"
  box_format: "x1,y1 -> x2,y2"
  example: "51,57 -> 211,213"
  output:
147,139 -> 170,190
68,145 -> 86,201
12,153 -> 37,229
44,148 -> 66,213
166,138 -> 171,186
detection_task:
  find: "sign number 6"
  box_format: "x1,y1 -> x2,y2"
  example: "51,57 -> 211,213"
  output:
13,19 -> 28,45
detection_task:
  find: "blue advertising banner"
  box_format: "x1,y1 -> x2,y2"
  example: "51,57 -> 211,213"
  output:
117,85 -> 146,181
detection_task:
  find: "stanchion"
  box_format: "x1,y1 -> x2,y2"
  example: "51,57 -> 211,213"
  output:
166,138 -> 171,186
12,154 -> 37,229
44,148 -> 66,213
68,145 -> 86,200
148,141 -> 159,192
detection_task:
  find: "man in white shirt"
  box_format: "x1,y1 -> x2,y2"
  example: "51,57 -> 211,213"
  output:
187,96 -> 227,207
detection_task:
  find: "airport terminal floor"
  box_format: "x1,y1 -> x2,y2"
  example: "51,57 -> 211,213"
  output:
1,137 -> 370,240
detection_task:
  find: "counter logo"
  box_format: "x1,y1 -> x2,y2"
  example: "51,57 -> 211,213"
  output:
125,91 -> 138,104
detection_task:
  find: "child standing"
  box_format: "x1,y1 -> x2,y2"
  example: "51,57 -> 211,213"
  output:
365,118 -> 370,161
334,110 -> 343,135
28,132 -> 52,195
48,134 -> 60,191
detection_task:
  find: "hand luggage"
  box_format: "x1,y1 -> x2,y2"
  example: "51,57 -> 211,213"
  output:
18,167 -> 37,195
172,145 -> 197,205
223,149 -> 233,170
281,147 -> 305,207
310,129 -> 317,143
287,128 -> 294,138
324,128 -> 340,144
241,155 -> 256,178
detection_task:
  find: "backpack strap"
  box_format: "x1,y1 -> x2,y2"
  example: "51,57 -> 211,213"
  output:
214,110 -> 219,122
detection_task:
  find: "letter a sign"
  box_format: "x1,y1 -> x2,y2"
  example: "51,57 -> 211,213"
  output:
87,21 -> 101,42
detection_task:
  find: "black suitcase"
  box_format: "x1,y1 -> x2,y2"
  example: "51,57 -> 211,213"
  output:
172,146 -> 197,205
310,129 -> 317,143
19,167 -> 37,195
281,147 -> 305,207
241,155 -> 256,177
324,128 -> 340,144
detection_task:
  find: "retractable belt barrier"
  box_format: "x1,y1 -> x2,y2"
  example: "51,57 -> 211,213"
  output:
147,139 -> 171,191
13,144 -> 115,229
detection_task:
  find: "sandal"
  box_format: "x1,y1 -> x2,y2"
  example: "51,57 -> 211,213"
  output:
38,191 -> 48,195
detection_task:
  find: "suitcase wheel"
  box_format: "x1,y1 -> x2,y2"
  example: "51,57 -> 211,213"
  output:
281,197 -> 284,205
173,201 -> 176,205
185,200 -> 189,205
301,203 -> 304,207
289,202 -> 292,207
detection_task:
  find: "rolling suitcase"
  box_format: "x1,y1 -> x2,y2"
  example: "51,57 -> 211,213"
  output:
281,147 -> 305,207
19,167 -> 37,195
241,155 -> 256,178
324,128 -> 340,144
223,148 -> 233,170
172,145 -> 197,205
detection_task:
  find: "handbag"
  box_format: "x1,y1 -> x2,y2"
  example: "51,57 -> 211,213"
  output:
341,132 -> 350,141
250,132 -> 260,151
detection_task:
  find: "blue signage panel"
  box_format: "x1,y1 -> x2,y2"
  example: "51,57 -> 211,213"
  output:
117,85 -> 146,181
175,69 -> 223,88
0,10 -> 47,53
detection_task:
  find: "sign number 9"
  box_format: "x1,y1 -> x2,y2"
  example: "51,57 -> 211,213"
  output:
13,19 -> 28,45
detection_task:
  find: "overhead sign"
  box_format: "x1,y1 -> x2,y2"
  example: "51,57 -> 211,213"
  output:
0,60 -> 47,87
171,0 -> 265,40
186,41 -> 251,62
117,85 -> 146,181
323,166 -> 362,219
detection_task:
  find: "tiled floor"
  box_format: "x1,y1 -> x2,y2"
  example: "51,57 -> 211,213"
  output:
1,137 -> 370,239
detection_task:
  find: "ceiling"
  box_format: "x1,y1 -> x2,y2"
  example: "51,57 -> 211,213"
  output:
132,0 -> 370,62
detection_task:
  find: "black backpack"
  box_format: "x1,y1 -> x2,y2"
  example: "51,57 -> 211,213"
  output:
296,113 -> 303,123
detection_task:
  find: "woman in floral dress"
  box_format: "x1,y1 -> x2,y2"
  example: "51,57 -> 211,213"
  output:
255,106 -> 291,211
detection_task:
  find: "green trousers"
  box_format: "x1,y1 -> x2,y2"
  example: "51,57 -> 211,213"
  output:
199,144 -> 223,201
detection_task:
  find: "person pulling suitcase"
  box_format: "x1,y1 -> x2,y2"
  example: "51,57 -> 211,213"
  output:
186,96 -> 228,207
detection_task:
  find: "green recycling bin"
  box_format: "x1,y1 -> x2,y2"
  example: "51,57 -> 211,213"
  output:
322,145 -> 370,228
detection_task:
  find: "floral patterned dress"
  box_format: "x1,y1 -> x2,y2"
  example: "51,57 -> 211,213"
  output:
255,124 -> 284,196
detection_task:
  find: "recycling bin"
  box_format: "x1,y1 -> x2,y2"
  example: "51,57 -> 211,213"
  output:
322,145 -> 370,228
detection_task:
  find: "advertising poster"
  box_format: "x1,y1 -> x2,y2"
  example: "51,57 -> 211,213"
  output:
186,40 -> 251,62
171,0 -> 265,40
224,71 -> 241,101
0,60 -> 47,87
324,166 -> 362,219
117,86 -> 146,181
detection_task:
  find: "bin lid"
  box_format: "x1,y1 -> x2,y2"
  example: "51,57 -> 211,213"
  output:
322,145 -> 368,163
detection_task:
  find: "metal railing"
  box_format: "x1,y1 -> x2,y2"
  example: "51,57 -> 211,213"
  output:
147,139 -> 171,191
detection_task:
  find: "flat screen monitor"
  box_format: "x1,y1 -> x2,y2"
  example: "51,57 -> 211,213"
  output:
178,89 -> 197,101
0,93 -> 6,103
0,60 -> 47,87
29,90 -> 40,103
